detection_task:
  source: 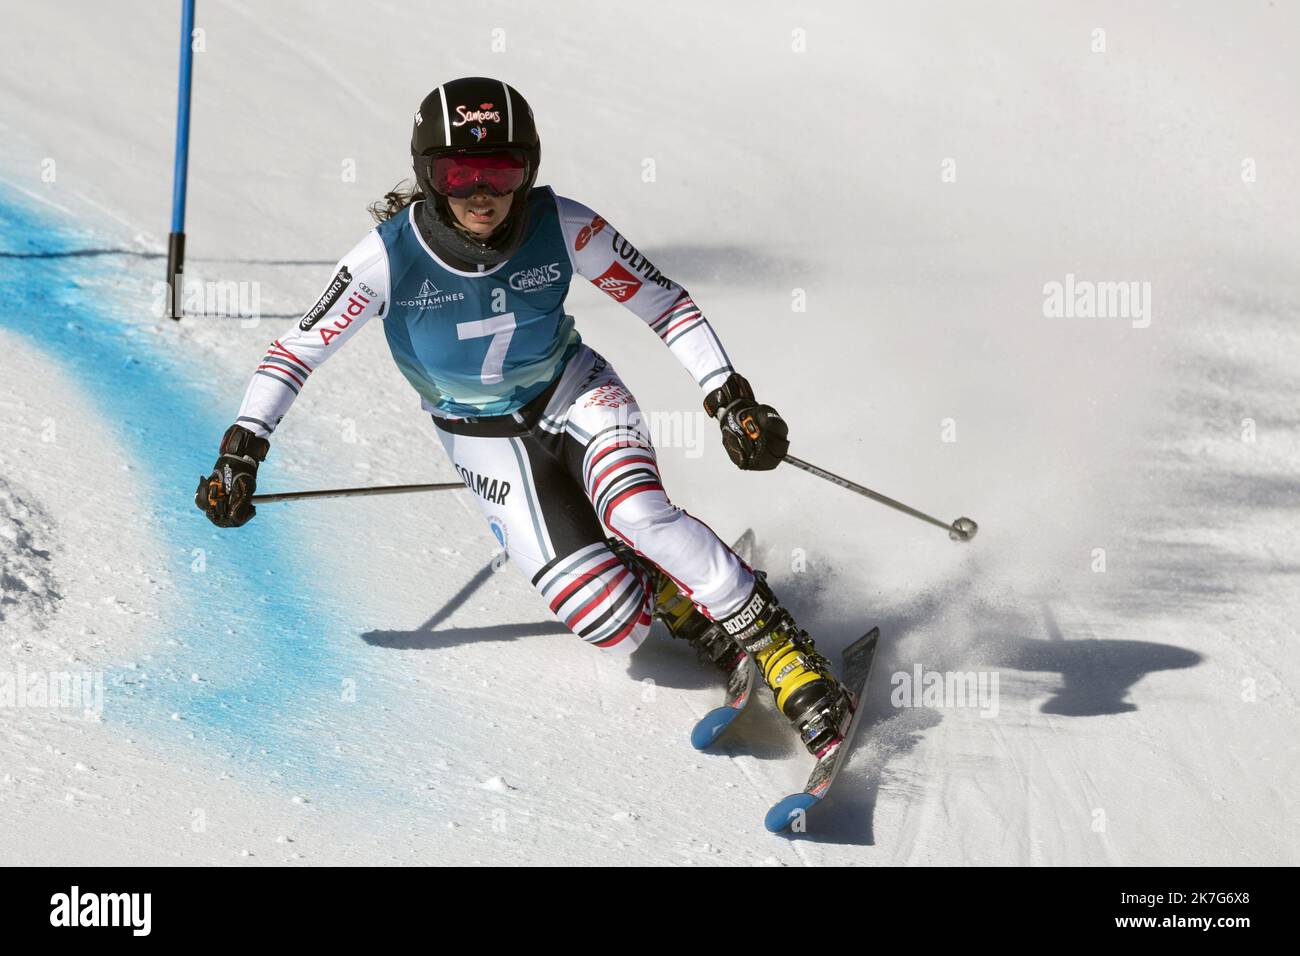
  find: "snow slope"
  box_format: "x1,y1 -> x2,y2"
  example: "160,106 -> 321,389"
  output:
1,0 -> 1296,864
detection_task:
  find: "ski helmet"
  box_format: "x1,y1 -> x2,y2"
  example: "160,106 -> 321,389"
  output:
411,78 -> 541,237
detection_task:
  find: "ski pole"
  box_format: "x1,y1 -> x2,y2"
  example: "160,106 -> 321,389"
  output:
250,481 -> 464,504
781,453 -> 979,542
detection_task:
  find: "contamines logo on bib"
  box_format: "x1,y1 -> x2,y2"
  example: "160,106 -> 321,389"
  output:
397,278 -> 466,309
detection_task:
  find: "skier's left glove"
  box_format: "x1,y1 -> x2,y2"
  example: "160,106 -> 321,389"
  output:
194,424 -> 270,528
704,373 -> 789,471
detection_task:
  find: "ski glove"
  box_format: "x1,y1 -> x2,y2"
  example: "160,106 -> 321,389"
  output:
704,373 -> 789,471
195,424 -> 270,528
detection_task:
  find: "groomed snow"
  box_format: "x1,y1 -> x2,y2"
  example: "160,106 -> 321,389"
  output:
1,0 -> 1296,864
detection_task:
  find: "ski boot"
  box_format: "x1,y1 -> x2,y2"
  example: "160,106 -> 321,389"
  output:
716,574 -> 852,755
606,539 -> 746,674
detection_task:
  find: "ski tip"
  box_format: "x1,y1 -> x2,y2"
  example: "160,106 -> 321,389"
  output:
764,792 -> 821,833
852,627 -> 880,648
691,706 -> 739,750
843,628 -> 880,664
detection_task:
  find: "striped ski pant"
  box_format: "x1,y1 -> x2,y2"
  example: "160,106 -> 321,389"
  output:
432,346 -> 754,654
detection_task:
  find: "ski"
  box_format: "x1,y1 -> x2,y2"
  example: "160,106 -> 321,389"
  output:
763,627 -> 880,833
689,528 -> 758,750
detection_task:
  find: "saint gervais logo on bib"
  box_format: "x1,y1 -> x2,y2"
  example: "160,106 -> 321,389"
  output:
300,266 -> 352,330
397,277 -> 466,309
508,262 -> 562,293
591,261 -> 642,302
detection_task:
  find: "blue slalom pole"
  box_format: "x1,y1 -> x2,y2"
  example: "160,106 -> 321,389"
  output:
167,0 -> 196,320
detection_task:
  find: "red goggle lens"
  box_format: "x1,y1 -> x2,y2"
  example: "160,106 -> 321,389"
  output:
429,152 -> 528,198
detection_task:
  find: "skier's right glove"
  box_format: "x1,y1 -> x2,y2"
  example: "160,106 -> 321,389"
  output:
194,424 -> 270,528
703,373 -> 790,471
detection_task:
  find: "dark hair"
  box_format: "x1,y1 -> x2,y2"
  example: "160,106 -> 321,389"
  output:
368,180 -> 425,223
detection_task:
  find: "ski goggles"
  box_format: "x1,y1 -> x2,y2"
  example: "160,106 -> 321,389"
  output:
427,150 -> 529,199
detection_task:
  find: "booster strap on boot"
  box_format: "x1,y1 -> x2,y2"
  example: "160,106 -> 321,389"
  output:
718,577 -> 785,654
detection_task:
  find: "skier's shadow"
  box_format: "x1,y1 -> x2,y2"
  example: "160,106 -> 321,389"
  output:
360,560 -> 571,649
981,632 -> 1201,717
759,574 -> 1203,848
865,591 -> 1204,718
360,557 -> 726,692
362,549 -> 1205,849
624,631 -> 742,693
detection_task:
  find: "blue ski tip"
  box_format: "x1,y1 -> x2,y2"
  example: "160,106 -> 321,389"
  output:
691,706 -> 739,750
764,793 -> 821,833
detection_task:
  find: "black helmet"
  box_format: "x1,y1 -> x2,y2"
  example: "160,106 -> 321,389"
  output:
410,77 -> 540,264
411,77 -> 541,204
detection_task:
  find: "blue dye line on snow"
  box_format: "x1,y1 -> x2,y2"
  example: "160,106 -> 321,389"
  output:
0,193 -> 382,794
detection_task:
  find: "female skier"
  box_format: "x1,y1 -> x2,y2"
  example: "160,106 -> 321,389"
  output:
195,77 -> 849,755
